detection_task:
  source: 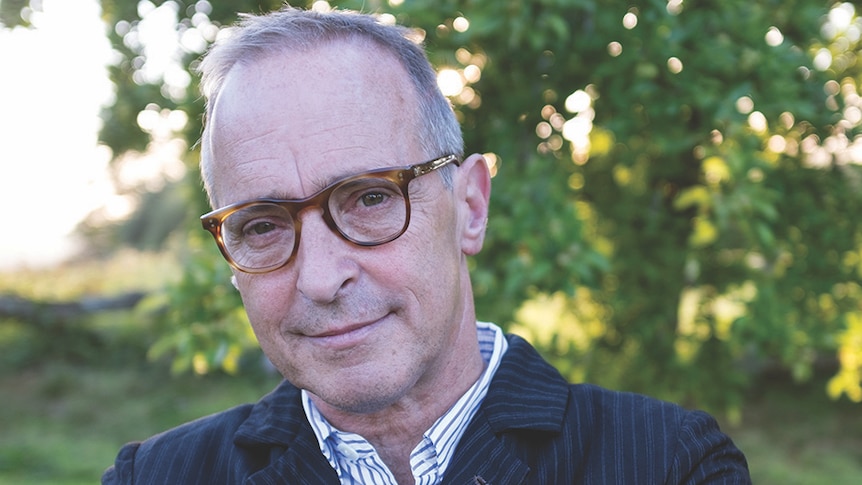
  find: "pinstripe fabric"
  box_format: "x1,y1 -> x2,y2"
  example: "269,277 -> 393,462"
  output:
302,322 -> 508,484
442,336 -> 750,484
102,333 -> 750,484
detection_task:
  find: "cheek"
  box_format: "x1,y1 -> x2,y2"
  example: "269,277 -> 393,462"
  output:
238,293 -> 270,341
237,277 -> 291,331
395,204 -> 462,290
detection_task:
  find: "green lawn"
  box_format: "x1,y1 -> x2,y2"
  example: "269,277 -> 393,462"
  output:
0,361 -> 281,485
0,358 -> 859,484
725,372 -> 862,484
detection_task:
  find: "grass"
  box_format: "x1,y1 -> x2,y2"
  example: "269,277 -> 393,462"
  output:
0,361 -> 281,485
726,371 -> 862,484
0,250 -> 179,300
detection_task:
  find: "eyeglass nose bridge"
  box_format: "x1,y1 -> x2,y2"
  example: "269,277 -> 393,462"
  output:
272,183 -> 347,267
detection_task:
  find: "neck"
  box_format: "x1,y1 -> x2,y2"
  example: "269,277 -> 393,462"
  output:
309,322 -> 485,481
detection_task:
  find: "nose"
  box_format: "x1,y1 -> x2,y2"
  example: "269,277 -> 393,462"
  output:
292,209 -> 358,304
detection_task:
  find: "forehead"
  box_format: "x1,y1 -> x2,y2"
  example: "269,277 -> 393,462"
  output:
207,40 -> 424,206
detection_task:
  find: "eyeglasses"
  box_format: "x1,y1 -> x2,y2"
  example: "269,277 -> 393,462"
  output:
201,154 -> 460,274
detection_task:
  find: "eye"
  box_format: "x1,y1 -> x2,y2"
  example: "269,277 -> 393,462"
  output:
359,191 -> 388,207
222,204 -> 293,248
247,221 -> 277,235
332,178 -> 402,213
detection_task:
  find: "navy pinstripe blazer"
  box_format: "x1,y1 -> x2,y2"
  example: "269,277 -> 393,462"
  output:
103,334 -> 750,484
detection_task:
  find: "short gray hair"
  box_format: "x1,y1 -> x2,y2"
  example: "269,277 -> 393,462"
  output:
197,6 -> 463,205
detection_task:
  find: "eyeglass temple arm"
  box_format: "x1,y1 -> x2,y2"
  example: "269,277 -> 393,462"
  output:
411,154 -> 460,177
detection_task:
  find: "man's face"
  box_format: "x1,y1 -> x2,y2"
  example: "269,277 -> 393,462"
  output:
207,42 -> 482,414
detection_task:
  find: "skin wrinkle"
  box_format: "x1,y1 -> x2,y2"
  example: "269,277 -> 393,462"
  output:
208,104 -> 294,207
211,63 -> 417,206
205,35 -> 426,197
198,23 -> 461,206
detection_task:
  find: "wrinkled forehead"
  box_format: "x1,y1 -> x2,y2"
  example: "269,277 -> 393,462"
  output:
204,40 -> 425,207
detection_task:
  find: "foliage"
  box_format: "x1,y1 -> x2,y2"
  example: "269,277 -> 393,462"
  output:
828,311 -> 862,402
141,235 -> 258,375
33,0 -> 861,413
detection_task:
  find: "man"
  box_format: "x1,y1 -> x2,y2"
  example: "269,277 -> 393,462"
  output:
103,6 -> 750,484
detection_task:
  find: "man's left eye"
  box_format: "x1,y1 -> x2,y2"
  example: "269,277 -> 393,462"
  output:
360,192 -> 387,207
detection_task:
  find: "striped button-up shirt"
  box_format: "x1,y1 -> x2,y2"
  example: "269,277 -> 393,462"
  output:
302,321 -> 508,484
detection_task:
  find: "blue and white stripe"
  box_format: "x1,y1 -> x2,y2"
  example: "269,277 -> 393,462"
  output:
302,321 -> 508,484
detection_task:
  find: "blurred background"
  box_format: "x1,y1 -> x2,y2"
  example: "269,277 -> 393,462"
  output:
1,0 -> 861,483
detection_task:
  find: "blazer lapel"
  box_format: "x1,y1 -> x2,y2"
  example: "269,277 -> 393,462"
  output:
440,413 -> 530,485
234,380 -> 340,484
245,445 -> 339,484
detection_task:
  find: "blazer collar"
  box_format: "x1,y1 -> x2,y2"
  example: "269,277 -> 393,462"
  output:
234,381 -> 339,483
483,333 -> 570,432
234,379 -> 309,447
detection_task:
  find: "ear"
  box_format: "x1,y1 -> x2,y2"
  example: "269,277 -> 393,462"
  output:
457,153 -> 491,256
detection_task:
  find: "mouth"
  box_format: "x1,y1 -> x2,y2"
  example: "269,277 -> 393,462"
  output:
305,315 -> 388,350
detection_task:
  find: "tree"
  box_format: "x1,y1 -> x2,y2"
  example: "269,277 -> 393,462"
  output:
387,0 -> 862,415
10,0 -> 857,414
